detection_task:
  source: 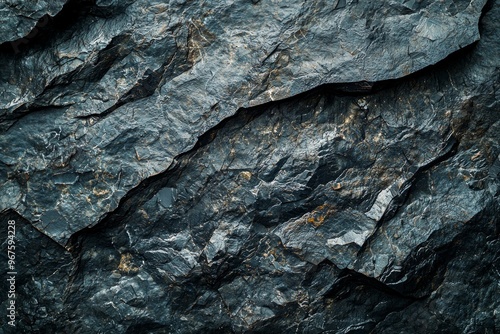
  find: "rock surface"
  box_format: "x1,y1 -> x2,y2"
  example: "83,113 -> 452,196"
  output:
0,0 -> 499,333
0,0 -> 67,45
0,0 -> 488,246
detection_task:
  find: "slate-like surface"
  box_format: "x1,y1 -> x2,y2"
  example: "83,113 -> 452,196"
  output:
0,0 -> 499,333
0,0 -> 488,246
0,0 -> 67,45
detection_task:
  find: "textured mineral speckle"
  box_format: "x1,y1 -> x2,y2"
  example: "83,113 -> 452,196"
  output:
0,0 -> 499,332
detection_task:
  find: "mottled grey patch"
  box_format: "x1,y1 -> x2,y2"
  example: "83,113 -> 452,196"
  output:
53,172 -> 79,185
156,187 -> 177,208
38,210 -> 67,238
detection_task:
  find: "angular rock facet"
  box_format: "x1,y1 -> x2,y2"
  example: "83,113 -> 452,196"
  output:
0,0 -> 488,246
0,0 -> 499,333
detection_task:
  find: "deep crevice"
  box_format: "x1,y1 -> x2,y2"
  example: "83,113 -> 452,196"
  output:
1,104 -> 69,133
65,39 -> 479,255
0,0 -> 134,56
0,0 -> 97,56
75,51 -> 181,123
65,102 -> 269,253
325,266 -> 423,302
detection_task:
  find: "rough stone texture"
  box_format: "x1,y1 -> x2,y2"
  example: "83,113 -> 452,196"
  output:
0,0 -> 67,45
0,0 -> 499,333
0,0 -> 488,246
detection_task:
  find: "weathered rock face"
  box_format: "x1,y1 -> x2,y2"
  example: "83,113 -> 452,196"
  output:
0,0 -> 67,45
0,0 -> 488,246
0,0 -> 499,333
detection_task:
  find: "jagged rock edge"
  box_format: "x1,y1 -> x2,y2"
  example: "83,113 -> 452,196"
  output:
64,40 -> 483,255
0,0 -> 89,55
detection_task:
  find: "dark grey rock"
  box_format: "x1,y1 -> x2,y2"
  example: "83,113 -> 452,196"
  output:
0,0 -> 499,333
0,0 -> 67,45
0,210 -> 71,333
0,0 -> 488,246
